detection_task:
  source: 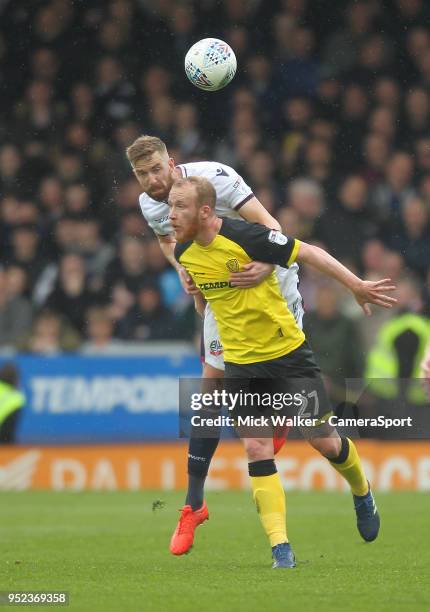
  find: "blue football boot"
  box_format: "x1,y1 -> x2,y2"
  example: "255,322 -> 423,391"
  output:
271,542 -> 296,569
353,483 -> 380,542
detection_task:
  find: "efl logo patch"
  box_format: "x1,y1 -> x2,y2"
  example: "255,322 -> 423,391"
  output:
268,230 -> 288,246
209,340 -> 223,356
226,258 -> 240,272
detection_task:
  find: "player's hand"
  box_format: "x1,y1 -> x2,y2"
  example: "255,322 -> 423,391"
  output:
229,262 -> 274,288
177,266 -> 200,295
352,278 -> 397,316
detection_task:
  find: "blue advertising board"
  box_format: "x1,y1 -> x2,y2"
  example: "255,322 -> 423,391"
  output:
3,354 -> 201,444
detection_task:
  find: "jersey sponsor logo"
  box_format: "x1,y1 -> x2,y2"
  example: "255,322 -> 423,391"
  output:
209,340 -> 223,356
226,258 -> 240,272
232,179 -> 240,190
268,230 -> 288,246
154,215 -> 170,223
198,281 -> 233,291
216,167 -> 229,177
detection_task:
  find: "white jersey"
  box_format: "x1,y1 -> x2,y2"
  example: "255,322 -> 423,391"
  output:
139,161 -> 253,236
138,160 -> 301,313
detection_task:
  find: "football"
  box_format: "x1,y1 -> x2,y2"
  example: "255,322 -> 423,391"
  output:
184,38 -> 237,91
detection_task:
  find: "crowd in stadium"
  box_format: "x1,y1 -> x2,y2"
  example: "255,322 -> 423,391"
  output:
0,0 -> 429,374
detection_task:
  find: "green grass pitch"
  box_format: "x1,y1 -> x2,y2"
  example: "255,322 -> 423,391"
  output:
0,490 -> 429,611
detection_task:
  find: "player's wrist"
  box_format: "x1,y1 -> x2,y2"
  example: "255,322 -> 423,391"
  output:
349,277 -> 364,294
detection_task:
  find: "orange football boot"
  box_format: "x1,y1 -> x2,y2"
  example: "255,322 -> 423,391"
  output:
169,501 -> 209,555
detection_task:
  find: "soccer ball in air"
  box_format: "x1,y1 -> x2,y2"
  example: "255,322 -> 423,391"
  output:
185,38 -> 237,92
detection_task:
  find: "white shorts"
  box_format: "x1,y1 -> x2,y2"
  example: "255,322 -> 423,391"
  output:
202,272 -> 305,371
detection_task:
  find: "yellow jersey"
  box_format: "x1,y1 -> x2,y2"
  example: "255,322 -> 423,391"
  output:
175,218 -> 305,364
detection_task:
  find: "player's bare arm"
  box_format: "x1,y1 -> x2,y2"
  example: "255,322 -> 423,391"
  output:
296,242 -> 397,315
231,196 -> 281,287
157,233 -> 200,295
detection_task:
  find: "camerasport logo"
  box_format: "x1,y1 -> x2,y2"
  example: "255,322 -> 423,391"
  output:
209,340 -> 223,356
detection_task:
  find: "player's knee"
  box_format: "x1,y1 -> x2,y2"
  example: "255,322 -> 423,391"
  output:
243,438 -> 273,462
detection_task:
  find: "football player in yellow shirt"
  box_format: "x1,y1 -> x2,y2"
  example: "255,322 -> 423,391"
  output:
170,175 -> 396,569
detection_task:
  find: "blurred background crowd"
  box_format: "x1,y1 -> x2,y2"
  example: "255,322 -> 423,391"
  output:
0,0 -> 429,379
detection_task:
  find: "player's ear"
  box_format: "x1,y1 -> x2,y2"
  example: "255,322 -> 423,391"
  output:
200,204 -> 211,219
168,157 -> 175,170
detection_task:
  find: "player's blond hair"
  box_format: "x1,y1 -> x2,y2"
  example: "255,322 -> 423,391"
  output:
126,135 -> 168,166
172,176 -> 216,210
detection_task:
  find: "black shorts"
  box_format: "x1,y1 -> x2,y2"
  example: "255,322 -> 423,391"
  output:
224,340 -> 320,379
224,341 -> 334,436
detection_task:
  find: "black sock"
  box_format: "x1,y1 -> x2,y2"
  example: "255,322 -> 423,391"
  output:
186,436 -> 219,510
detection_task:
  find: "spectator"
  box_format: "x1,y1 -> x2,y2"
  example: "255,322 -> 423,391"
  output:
0,0 -> 429,352
74,217 -> 115,284
387,196 -> 430,278
21,309 -> 81,354
81,306 -> 122,353
117,282 -> 177,341
305,282 -> 364,388
361,133 -> 390,186
45,253 -> 96,335
369,151 -> 415,222
9,224 -> 50,296
105,236 -> 151,297
287,178 -> 324,239
316,175 -> 375,266
0,268 -> 32,348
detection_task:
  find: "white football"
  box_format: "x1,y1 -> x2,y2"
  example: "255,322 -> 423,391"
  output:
185,38 -> 237,92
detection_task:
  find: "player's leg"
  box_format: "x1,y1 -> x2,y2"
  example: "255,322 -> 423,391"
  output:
170,308 -> 223,555
275,341 -> 380,542
228,364 -> 295,568
170,363 -> 222,556
308,434 -> 380,542
242,437 -> 295,568
185,307 -> 225,510
299,366 -> 380,542
185,361 -> 223,510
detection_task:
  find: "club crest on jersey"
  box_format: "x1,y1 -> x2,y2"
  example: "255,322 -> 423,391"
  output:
226,258 -> 240,272
268,230 -> 288,246
209,340 -> 223,356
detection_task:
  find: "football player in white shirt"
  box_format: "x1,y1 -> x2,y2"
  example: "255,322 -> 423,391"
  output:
126,135 -> 304,555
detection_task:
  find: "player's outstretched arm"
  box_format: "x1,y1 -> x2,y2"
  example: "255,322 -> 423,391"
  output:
296,242 -> 397,315
158,234 -> 200,295
239,197 -> 282,231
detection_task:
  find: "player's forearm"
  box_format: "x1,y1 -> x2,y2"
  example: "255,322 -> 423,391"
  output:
296,242 -> 362,292
158,235 -> 181,270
